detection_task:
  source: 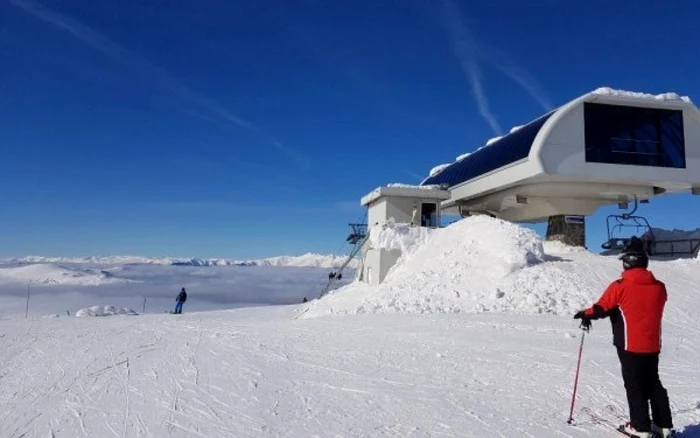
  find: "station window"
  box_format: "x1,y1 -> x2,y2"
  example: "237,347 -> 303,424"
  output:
584,102 -> 685,168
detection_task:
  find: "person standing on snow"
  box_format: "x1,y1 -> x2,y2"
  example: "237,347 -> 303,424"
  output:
574,237 -> 674,438
174,287 -> 187,314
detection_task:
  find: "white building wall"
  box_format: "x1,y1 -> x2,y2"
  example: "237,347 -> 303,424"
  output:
363,248 -> 401,286
384,197 -> 414,224
538,100 -> 700,189
367,200 -> 387,227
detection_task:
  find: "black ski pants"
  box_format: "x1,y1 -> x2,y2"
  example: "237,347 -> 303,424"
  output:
617,349 -> 673,432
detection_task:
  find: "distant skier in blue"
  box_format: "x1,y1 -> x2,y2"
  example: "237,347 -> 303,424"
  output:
174,287 -> 187,314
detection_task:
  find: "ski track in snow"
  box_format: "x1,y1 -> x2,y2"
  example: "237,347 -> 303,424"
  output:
1,304 -> 699,437
2,235 -> 700,437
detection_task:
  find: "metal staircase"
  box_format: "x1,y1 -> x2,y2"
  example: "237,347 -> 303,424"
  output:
318,223 -> 368,298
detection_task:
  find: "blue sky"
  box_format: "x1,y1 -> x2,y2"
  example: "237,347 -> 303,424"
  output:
1,0 -> 700,258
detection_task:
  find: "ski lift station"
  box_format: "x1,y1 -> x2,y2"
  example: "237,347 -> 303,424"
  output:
345,88 -> 700,287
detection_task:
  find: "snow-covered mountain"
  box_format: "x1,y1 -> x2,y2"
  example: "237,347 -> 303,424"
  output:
0,263 -> 129,286
7,252 -> 358,269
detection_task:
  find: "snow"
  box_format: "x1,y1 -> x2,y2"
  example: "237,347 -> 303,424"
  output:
75,305 -> 138,317
368,220 -> 435,255
0,263 -> 354,316
485,135 -> 503,146
0,263 -> 127,286
428,163 -> 450,177
2,295 -> 700,436
386,183 -> 443,190
306,216 -> 565,316
455,151 -> 471,161
592,86 -> 692,103
2,217 -> 700,436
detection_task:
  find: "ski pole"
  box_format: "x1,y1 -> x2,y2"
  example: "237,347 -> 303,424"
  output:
567,328 -> 587,424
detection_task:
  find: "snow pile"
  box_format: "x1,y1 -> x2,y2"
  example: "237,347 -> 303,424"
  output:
455,152 -> 471,161
368,220 -> 435,256
428,163 -> 450,177
485,136 -> 503,146
542,240 -> 589,255
303,216 -> 605,317
592,87 -> 692,103
75,305 -> 138,317
0,264 -> 126,286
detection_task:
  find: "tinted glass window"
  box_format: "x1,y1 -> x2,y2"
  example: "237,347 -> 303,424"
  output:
584,102 -> 685,168
422,111 -> 553,187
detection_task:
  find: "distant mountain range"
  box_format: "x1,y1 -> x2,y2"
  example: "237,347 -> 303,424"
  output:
6,253 -> 359,269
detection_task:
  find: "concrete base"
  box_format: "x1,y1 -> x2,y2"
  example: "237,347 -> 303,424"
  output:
546,215 -> 586,247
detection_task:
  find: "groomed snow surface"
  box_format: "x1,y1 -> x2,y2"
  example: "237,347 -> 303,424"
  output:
2,216 -> 700,436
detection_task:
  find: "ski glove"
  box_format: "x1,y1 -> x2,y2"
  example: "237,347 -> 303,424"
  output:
573,311 -> 592,331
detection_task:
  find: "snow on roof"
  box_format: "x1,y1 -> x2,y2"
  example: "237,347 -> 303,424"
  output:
423,87 -> 694,183
428,163 -> 450,177
387,183 -> 443,190
455,152 -> 471,162
361,184 -> 450,206
592,87 -> 692,103
485,136 -> 503,146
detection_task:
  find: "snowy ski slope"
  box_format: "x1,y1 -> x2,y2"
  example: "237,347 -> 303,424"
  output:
1,218 -> 700,437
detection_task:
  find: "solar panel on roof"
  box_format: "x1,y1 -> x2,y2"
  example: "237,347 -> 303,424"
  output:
421,111 -> 554,188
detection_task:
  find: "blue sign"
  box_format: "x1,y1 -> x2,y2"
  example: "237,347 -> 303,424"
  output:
565,215 -> 585,224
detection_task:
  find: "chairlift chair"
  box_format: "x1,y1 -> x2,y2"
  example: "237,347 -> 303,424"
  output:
601,214 -> 654,252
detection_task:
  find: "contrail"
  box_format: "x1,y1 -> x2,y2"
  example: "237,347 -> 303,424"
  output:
8,0 -> 308,167
481,45 -> 554,111
440,0 -> 503,135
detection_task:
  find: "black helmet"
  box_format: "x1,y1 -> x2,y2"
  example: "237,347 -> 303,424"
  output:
619,236 -> 648,270
623,236 -> 645,253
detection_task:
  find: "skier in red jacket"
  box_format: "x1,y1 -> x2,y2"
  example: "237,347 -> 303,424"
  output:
574,237 -> 675,438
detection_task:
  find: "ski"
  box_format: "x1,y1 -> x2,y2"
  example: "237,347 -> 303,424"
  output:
615,424 -> 663,438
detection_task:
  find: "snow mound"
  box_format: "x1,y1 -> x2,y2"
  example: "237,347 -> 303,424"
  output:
368,220 -> 435,256
455,152 -> 471,161
485,136 -> 503,146
428,163 -> 450,177
75,306 -> 138,317
592,87 -> 692,103
0,264 -> 126,286
303,216 -> 600,317
542,240 -> 589,255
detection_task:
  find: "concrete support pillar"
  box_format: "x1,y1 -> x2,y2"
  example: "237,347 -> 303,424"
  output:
546,215 -> 586,247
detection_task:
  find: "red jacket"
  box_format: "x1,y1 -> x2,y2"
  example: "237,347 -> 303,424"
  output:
584,268 -> 667,353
